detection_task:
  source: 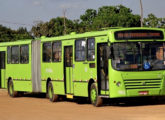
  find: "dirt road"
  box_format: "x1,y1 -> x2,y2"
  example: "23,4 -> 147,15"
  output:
0,89 -> 165,120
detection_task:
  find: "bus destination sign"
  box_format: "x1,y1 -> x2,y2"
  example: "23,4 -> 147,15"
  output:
115,30 -> 164,40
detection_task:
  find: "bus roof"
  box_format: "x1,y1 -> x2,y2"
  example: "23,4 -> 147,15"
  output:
0,39 -> 32,47
0,27 -> 164,46
40,27 -> 165,42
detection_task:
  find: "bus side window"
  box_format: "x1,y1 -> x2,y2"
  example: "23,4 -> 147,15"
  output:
87,38 -> 95,61
7,46 -> 11,64
75,39 -> 86,61
20,45 -> 29,64
43,42 -> 52,62
52,41 -> 62,62
11,46 -> 19,64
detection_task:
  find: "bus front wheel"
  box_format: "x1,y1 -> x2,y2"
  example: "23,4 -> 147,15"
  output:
90,83 -> 103,107
8,80 -> 18,97
48,81 -> 58,102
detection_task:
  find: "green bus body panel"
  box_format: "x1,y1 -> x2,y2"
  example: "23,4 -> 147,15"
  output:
52,81 -> 65,95
6,64 -> 31,80
41,81 -> 46,92
41,63 -> 63,81
108,59 -> 165,98
126,89 -> 160,97
1,70 -> 6,88
66,67 -> 73,94
74,82 -> 88,97
13,80 -> 32,92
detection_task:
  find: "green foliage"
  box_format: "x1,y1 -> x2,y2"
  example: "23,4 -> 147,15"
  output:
31,5 -> 141,37
31,17 -> 75,37
144,13 -> 165,28
81,5 -> 141,32
0,25 -> 33,42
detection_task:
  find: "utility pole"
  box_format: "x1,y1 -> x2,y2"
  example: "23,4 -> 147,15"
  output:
63,9 -> 67,35
140,0 -> 143,27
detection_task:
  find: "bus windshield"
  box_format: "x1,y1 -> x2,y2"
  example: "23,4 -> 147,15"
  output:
112,42 -> 165,71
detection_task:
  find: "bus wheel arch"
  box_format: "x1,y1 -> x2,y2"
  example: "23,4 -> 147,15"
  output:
7,77 -> 12,87
88,79 -> 95,99
90,83 -> 103,107
7,77 -> 18,97
46,78 -> 58,102
46,78 -> 51,97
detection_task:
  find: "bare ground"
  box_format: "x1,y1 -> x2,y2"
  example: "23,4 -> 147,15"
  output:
1,89 -> 165,120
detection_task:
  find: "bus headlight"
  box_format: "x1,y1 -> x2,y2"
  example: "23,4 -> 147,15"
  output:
116,82 -> 121,87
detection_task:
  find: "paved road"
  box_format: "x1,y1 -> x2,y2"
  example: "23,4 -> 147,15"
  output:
0,89 -> 165,120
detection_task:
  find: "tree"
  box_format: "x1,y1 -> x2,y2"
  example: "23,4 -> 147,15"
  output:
31,17 -> 75,37
80,9 -> 97,31
144,13 -> 165,28
144,14 -> 159,27
0,25 -> 32,42
31,5 -> 142,37
80,5 -> 141,32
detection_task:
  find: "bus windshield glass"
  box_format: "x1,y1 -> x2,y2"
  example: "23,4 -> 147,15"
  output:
112,42 -> 165,71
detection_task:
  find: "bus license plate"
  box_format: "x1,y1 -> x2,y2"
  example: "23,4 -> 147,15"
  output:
139,91 -> 149,95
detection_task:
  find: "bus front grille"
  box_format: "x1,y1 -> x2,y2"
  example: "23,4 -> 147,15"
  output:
124,79 -> 162,89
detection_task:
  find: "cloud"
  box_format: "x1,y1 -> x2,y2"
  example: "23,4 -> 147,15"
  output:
59,2 -> 83,9
32,0 -> 42,6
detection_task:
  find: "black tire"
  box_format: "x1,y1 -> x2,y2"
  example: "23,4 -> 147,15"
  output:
18,92 -> 24,97
47,81 -> 58,102
8,80 -> 18,97
90,83 -> 103,107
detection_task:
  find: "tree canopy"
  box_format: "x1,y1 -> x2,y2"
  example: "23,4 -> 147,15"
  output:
144,13 -> 165,28
31,5 -> 141,37
0,25 -> 32,42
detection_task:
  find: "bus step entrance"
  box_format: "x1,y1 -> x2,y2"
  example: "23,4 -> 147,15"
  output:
66,94 -> 73,99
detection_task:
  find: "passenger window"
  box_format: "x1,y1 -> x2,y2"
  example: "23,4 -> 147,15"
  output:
43,42 -> 52,62
20,45 -> 29,64
7,47 -> 11,64
11,46 -> 19,64
0,52 -> 5,69
87,38 -> 95,61
52,41 -> 62,62
75,39 -> 86,61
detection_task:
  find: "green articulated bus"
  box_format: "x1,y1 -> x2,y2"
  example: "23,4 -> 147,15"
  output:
0,27 -> 165,106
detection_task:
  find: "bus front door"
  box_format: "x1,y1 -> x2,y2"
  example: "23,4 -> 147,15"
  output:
0,51 -> 6,88
64,46 -> 73,94
97,44 -> 109,95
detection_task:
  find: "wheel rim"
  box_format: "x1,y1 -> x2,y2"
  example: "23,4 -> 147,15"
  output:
91,88 -> 97,103
48,85 -> 53,99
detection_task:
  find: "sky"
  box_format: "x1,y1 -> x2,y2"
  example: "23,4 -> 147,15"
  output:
0,0 -> 165,30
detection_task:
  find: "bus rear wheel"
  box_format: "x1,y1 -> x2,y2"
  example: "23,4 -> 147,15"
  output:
90,83 -> 103,107
8,80 -> 18,97
48,81 -> 58,102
